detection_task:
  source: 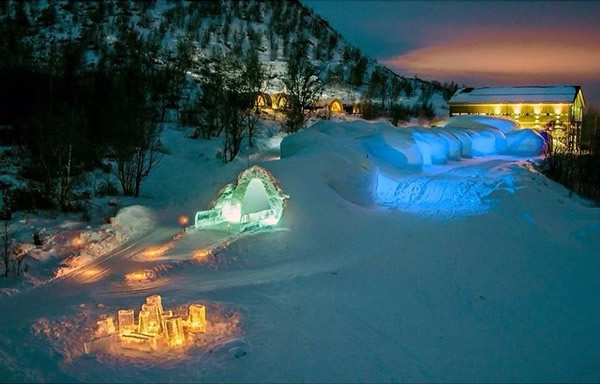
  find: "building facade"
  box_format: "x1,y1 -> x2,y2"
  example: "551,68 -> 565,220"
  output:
448,86 -> 585,147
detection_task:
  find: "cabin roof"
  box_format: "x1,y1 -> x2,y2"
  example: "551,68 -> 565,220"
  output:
448,86 -> 582,104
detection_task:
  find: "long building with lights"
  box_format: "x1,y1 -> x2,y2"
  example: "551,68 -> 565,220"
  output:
448,86 -> 585,147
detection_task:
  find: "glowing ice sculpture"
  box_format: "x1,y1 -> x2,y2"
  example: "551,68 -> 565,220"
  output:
89,295 -> 210,353
187,304 -> 206,333
165,316 -> 185,347
195,166 -> 288,232
118,309 -> 136,335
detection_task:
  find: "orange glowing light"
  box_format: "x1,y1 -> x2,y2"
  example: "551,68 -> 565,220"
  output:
82,268 -> 101,277
193,249 -> 211,261
125,269 -> 156,283
142,245 -> 170,259
72,236 -> 84,247
178,215 -> 189,226
83,295 -> 243,356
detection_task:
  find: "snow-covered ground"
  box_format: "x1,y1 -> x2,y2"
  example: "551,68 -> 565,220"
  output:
1,118 -> 599,382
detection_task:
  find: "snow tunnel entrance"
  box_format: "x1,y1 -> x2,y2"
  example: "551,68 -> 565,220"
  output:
194,166 -> 288,232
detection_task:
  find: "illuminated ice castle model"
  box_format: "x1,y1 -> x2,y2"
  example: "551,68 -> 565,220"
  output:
94,295 -> 207,352
194,166 -> 288,231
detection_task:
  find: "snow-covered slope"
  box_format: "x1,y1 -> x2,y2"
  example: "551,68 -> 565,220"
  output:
0,0 -> 448,111
0,120 -> 599,382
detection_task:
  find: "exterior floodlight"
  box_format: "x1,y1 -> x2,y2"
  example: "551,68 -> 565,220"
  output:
195,166 -> 288,232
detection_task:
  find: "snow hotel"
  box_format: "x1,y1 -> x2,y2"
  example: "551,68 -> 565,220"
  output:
448,85 -> 585,148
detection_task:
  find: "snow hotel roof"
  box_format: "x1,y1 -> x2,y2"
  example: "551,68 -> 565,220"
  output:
448,86 -> 584,105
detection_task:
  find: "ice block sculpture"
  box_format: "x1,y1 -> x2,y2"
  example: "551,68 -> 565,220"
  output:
118,309 -> 136,335
146,294 -> 163,316
120,332 -> 158,351
141,303 -> 161,334
187,304 -> 206,332
95,316 -> 116,338
165,316 -> 185,347
138,309 -> 150,334
86,295 -> 211,354
160,310 -> 173,334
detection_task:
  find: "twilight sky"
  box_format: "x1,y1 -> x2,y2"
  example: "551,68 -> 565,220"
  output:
303,1 -> 600,107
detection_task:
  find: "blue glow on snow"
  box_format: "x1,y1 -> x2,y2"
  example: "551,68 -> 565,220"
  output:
375,167 -> 517,219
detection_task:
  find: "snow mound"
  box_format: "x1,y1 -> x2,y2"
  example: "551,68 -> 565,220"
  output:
440,115 -> 520,133
282,119 -> 546,174
113,205 -> 156,239
362,130 -> 423,168
505,129 -> 546,156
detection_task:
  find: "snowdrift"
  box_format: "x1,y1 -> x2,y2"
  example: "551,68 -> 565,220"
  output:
440,115 -> 520,133
505,129 -> 547,156
113,205 -> 156,239
282,117 -> 546,170
280,118 -> 547,210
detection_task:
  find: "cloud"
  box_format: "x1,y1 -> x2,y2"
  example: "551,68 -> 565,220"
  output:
383,29 -> 600,81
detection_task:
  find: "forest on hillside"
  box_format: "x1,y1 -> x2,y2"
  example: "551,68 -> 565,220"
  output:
0,0 -> 457,216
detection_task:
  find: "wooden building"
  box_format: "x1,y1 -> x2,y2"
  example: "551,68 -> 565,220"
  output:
448,86 -> 585,147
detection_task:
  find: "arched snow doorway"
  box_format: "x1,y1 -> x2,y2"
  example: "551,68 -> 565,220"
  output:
329,99 -> 344,113
256,93 -> 272,108
272,93 -> 288,110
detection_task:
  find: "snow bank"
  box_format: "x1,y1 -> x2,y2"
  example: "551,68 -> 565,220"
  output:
412,128 -> 449,165
362,130 -> 423,168
430,128 -> 462,160
112,205 -> 156,239
505,129 -> 546,156
440,115 -> 520,133
282,118 -> 547,177
467,129 -> 500,156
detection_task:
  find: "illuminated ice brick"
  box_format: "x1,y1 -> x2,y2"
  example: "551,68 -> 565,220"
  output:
141,303 -> 161,334
120,332 -> 158,352
145,294 -> 163,316
160,310 -> 173,334
165,316 -> 185,347
95,316 -> 116,337
118,309 -> 136,335
138,309 -> 150,334
187,304 -> 206,333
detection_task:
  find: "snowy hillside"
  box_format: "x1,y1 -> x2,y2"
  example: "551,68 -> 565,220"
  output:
1,1 -> 598,382
0,0 -> 449,111
0,118 -> 599,382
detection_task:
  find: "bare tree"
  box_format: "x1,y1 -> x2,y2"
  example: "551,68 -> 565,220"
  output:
114,124 -> 165,197
243,48 -> 268,147
282,43 -> 323,133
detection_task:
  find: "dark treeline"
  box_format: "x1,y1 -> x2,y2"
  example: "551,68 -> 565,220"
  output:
0,0 -> 451,215
181,47 -> 269,161
0,20 -> 187,213
542,108 -> 600,203
347,67 -> 453,124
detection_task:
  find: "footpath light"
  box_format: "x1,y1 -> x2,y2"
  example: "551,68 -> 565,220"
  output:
178,215 -> 189,229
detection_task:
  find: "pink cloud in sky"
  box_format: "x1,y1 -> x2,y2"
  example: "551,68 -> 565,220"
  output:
383,28 -> 600,82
